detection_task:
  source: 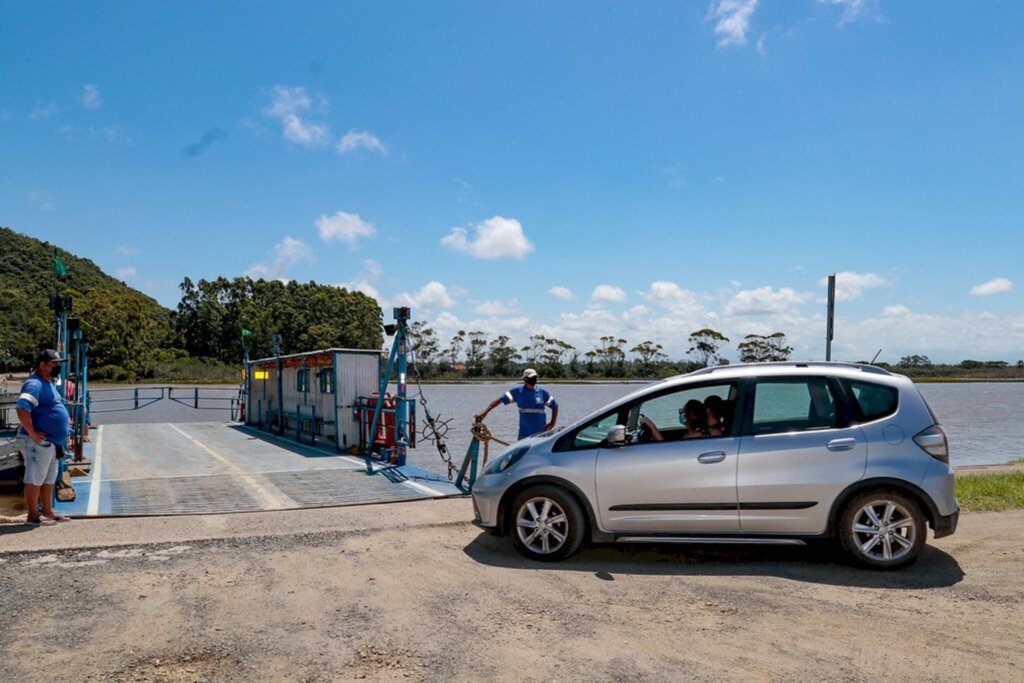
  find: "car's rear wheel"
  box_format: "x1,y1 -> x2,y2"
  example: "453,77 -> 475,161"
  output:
509,485 -> 585,562
839,490 -> 926,569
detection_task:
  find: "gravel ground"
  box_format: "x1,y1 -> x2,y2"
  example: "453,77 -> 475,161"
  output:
1,498 -> 1022,682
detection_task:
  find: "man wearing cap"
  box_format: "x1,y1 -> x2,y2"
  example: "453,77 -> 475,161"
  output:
15,349 -> 72,526
475,368 -> 558,440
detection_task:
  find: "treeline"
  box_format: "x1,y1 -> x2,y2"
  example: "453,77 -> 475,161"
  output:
0,276 -> 383,381
1,226 -> 382,381
175,277 -> 382,364
407,325 -> 1024,381
881,356 -> 1024,380
407,326 -> 797,379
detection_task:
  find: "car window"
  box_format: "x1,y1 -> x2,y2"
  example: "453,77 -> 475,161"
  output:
751,377 -> 838,435
844,380 -> 898,421
573,411 -> 620,449
631,382 -> 736,443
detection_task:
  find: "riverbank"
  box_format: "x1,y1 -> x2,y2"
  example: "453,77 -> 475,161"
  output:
1,497 -> 1022,681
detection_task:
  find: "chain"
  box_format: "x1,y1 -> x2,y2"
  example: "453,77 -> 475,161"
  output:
405,327 -> 459,480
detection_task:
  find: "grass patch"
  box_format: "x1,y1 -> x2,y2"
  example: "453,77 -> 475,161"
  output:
956,471 -> 1024,512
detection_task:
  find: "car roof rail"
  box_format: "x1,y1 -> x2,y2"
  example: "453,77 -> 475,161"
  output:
688,361 -> 893,377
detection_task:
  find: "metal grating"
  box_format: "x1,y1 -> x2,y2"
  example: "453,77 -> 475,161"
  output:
263,469 -> 429,507
108,475 -> 265,515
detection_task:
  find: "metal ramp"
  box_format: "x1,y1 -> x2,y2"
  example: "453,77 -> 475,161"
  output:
58,422 -> 463,517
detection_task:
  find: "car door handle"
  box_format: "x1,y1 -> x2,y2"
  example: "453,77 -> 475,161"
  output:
697,451 -> 727,463
827,438 -> 857,451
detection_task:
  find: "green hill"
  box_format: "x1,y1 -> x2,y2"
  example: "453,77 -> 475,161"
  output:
0,226 -> 174,373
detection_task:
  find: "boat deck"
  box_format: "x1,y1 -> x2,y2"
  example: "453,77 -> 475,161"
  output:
59,421 -> 464,517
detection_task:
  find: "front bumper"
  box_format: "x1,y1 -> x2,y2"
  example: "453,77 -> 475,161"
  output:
470,476 -> 505,529
933,505 -> 959,539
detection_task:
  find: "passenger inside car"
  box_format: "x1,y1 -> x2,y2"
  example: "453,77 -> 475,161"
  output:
704,395 -> 727,436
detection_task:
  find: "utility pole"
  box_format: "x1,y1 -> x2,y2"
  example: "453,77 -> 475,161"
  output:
826,273 -> 836,361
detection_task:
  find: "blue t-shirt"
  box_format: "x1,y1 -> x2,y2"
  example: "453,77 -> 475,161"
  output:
501,384 -> 557,439
16,375 -> 71,446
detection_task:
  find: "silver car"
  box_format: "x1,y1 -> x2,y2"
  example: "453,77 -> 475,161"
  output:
471,362 -> 958,569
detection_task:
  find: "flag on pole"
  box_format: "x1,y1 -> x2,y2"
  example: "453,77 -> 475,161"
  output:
53,250 -> 67,278
240,327 -> 252,336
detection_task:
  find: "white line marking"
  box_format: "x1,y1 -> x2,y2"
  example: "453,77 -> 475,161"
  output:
167,424 -> 296,509
86,425 -> 103,516
401,479 -> 446,497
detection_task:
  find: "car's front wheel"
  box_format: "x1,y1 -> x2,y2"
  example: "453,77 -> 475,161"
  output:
509,485 -> 585,562
839,490 -> 926,569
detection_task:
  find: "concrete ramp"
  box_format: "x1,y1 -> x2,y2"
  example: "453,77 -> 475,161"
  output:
59,422 -> 463,517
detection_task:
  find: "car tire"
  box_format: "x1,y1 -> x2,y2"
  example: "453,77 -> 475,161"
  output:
509,485 -> 586,562
839,490 -> 926,569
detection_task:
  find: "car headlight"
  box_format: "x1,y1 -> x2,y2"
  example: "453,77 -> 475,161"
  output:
482,445 -> 530,476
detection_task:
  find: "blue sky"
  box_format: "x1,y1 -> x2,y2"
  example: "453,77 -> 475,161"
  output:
2,1 -> 1022,364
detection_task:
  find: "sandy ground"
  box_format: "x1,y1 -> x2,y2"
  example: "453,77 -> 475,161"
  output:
1,497 -> 1022,683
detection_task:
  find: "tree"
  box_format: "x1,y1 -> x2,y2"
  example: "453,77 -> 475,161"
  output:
466,331 -> 488,376
687,328 -> 730,367
488,335 -> 521,376
737,332 -> 793,363
595,336 -> 628,376
539,336 -> 575,378
409,321 -> 440,376
446,330 -> 466,369
899,355 -> 933,368
630,341 -> 668,376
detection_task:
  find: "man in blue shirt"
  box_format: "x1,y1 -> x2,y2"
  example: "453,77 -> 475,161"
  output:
15,349 -> 72,526
475,368 -> 559,440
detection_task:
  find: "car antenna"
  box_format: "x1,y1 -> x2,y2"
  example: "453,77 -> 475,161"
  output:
870,349 -> 882,364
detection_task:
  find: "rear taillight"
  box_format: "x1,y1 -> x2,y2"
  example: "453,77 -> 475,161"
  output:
914,425 -> 949,463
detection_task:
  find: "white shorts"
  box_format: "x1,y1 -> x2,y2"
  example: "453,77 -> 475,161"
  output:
17,436 -> 59,486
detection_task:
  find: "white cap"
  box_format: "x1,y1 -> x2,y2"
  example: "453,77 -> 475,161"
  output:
522,368 -> 538,379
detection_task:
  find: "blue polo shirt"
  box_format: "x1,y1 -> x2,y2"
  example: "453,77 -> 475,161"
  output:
16,374 -> 71,446
501,384 -> 557,439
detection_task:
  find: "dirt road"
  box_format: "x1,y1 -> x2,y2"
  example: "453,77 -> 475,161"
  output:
1,499 -> 1022,682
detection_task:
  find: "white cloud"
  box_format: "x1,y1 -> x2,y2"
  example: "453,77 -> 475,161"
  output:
475,299 -> 520,316
549,286 -> 575,301
393,281 -> 455,312
28,191 -> 54,210
263,85 -> 331,147
28,102 -> 59,119
970,278 -> 1013,297
362,259 -> 382,280
883,305 -> 911,318
116,267 -> 136,280
82,84 -> 102,109
117,245 -> 139,256
246,236 -> 314,279
337,259 -> 383,301
709,0 -> 759,48
337,130 -> 387,155
819,0 -> 875,25
819,271 -> 888,302
440,216 -> 534,260
315,211 -> 376,247
725,286 -> 811,316
590,285 -> 627,304
643,281 -> 705,316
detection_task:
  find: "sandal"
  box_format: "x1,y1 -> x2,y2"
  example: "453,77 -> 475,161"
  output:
45,515 -> 72,523
26,517 -> 56,526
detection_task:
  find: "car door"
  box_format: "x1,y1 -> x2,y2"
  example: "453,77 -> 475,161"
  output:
737,376 -> 867,534
594,382 -> 741,534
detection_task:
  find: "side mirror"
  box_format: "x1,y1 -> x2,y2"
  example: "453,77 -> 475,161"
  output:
606,425 -> 627,447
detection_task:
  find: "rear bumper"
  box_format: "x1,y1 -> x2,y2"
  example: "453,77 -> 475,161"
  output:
933,505 -> 959,538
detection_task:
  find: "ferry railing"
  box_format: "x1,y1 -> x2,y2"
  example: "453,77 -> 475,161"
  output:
167,387 -> 244,420
86,387 -> 167,414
